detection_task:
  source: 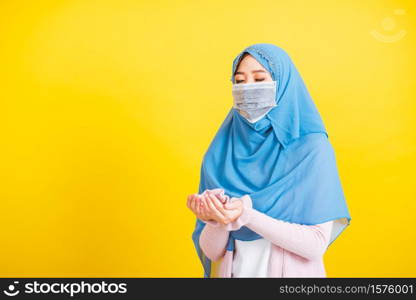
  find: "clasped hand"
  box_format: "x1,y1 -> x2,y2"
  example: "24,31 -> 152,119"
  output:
186,189 -> 243,225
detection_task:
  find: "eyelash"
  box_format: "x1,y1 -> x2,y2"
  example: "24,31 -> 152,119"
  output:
236,78 -> 265,83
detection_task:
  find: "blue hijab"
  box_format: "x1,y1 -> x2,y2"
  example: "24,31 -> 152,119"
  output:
191,43 -> 351,278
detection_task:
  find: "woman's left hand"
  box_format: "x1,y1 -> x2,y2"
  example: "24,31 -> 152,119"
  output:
202,191 -> 244,225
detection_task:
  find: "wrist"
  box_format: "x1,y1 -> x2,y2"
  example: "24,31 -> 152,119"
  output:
222,195 -> 253,231
203,219 -> 222,227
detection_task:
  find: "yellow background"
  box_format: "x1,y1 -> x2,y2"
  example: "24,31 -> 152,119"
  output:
0,0 -> 415,277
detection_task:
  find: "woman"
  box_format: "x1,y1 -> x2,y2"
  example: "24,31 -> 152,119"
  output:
187,43 -> 351,278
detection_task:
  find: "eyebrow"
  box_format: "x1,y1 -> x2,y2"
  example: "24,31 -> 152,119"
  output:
234,70 -> 267,75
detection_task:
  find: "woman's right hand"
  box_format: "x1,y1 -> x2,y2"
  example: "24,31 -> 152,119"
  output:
187,191 -> 228,224
187,193 -> 213,222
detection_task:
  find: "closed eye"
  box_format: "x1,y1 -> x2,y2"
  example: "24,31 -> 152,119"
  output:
236,78 -> 265,84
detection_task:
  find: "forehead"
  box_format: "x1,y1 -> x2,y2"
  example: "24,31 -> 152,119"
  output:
235,53 -> 267,71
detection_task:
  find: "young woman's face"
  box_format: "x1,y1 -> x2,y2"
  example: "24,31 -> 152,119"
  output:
234,53 -> 273,84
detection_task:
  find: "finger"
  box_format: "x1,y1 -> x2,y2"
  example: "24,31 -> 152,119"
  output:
200,197 -> 211,219
195,197 -> 202,216
190,197 -> 198,213
201,199 -> 209,219
201,195 -> 212,214
187,194 -> 197,206
207,192 -> 227,216
198,196 -> 207,216
203,194 -> 222,215
209,188 -> 226,201
187,195 -> 194,210
210,191 -> 225,203
218,194 -> 228,204
205,194 -> 227,222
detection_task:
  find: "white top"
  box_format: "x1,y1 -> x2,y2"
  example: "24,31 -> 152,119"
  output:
231,220 -> 336,278
232,238 -> 271,277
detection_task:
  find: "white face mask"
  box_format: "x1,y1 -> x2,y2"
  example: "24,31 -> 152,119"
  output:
232,80 -> 277,123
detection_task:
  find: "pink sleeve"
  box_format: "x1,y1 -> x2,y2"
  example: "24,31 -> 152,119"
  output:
197,188 -> 241,262
199,222 -> 230,262
209,195 -> 334,260
245,209 -> 333,260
